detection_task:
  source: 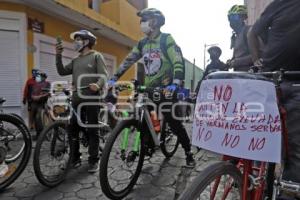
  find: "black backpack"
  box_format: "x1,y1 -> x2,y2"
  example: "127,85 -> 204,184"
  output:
137,33 -> 185,78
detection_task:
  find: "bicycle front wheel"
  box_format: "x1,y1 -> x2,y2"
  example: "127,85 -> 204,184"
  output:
0,114 -> 32,190
100,119 -> 145,199
160,121 -> 179,158
33,121 -> 71,187
179,161 -> 243,200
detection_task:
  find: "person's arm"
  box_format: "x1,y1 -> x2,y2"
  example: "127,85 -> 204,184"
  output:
95,53 -> 109,89
166,35 -> 185,85
56,54 -> 73,76
114,44 -> 143,79
231,55 -> 253,69
247,2 -> 275,65
23,79 -> 29,103
247,27 -> 261,64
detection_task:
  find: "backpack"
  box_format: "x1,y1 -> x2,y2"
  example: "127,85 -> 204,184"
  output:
138,33 -> 185,78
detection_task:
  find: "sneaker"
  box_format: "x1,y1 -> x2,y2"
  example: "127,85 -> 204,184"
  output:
186,152 -> 196,168
88,162 -> 99,173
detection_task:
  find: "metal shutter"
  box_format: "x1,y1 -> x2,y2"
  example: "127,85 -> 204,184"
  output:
0,30 -> 22,107
39,41 -> 73,83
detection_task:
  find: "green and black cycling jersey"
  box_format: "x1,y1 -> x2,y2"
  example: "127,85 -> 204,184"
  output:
114,33 -> 185,87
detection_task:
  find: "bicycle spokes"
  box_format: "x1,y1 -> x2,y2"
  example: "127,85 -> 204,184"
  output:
201,175 -> 240,200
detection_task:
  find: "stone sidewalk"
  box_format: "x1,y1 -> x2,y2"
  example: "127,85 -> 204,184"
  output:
0,124 -> 220,200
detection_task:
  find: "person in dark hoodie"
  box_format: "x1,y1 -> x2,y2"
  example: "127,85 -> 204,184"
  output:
227,5 -> 253,71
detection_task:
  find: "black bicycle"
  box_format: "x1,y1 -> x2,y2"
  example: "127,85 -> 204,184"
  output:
33,87 -> 110,187
0,97 -> 32,190
100,84 -> 180,199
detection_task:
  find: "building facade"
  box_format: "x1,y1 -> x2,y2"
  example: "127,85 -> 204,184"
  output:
0,0 -> 147,116
245,0 -> 273,24
184,59 -> 203,92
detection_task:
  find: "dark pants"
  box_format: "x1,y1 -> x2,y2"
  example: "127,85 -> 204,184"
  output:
281,81 -> 300,183
163,111 -> 191,153
68,103 -> 100,165
31,102 -> 43,135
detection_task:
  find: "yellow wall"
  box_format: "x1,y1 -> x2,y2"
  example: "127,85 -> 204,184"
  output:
119,0 -> 141,36
100,0 -> 120,24
55,0 -> 143,42
0,2 -> 137,80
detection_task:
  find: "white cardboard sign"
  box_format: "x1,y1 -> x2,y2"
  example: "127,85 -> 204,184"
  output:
192,79 -> 281,163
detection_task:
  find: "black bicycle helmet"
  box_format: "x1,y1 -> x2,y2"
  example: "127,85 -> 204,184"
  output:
208,46 -> 222,57
137,8 -> 165,27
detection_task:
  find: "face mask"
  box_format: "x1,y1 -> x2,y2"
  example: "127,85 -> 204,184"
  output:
140,21 -> 152,35
74,40 -> 84,52
35,75 -> 42,83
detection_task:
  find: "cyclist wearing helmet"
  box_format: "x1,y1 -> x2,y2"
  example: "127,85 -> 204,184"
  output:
204,46 -> 227,78
55,30 -> 108,173
31,71 -> 50,138
195,46 -> 227,94
109,8 -> 195,167
248,0 -> 300,190
227,5 -> 253,71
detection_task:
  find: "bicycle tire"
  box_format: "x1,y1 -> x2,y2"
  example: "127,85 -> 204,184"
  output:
160,121 -> 179,158
8,113 -> 25,124
33,121 -> 71,187
179,161 -> 243,200
100,119 -> 145,199
0,114 -> 32,190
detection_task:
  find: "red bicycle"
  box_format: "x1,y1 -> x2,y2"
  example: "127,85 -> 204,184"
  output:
179,70 -> 300,200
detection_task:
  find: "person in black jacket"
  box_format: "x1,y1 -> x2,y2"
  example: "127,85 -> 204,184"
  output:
195,46 -> 228,94
248,0 -> 300,191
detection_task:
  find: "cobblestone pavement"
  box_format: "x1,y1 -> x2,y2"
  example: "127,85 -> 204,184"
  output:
0,123 -> 221,200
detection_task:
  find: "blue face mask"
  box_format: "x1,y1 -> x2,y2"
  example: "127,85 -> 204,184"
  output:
228,14 -> 241,21
36,75 -> 42,83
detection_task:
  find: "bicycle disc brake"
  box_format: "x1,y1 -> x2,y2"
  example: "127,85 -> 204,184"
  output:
126,151 -> 138,167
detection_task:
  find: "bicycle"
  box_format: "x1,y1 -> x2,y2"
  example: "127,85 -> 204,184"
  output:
0,97 -> 32,190
33,86 -> 110,187
179,70 -> 300,200
99,83 -> 181,199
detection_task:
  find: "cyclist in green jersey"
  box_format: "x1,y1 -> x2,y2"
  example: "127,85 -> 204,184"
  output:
109,8 -> 196,167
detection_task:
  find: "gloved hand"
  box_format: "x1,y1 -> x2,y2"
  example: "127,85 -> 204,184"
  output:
165,84 -> 178,93
107,78 -> 117,87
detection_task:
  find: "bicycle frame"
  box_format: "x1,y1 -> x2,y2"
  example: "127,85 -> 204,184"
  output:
119,92 -> 164,156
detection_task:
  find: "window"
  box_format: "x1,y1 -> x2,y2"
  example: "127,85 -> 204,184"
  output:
88,0 -> 101,12
88,0 -> 93,9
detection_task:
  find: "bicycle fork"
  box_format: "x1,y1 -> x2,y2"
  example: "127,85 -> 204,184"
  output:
120,111 -> 141,161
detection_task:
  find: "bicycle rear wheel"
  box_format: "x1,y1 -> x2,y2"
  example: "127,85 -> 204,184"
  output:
160,121 -> 179,158
0,114 -> 32,190
179,161 -> 243,200
100,119 -> 145,199
33,121 -> 71,187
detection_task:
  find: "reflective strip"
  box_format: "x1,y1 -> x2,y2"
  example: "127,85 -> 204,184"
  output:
174,68 -> 183,72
